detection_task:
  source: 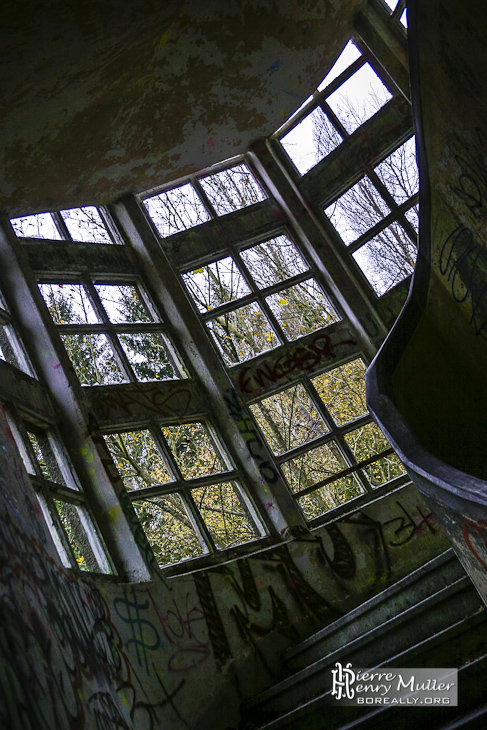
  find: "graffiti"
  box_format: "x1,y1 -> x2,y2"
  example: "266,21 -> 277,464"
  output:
224,388 -> 280,485
149,592 -> 211,672
449,128 -> 487,217
322,524 -> 356,580
439,224 -> 487,338
113,586 -> 161,673
462,517 -> 487,570
384,501 -> 437,547
98,381 -> 194,422
193,571 -> 232,669
236,330 -> 357,397
339,510 -> 392,582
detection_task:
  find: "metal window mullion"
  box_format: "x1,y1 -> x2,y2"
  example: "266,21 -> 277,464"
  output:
103,328 -> 137,382
318,55 -> 367,101
295,447 -> 395,498
191,176 -> 219,219
51,211 -> 72,241
7,407 -> 44,477
200,292 -> 257,322
334,429 -> 373,493
316,98 -> 349,141
182,487 -> 217,553
98,206 -> 123,245
127,469 -> 240,501
33,477 -> 86,505
302,375 -> 339,431
149,424 -> 182,480
251,289 -> 288,344
352,34 -> 399,99
275,430 -> 338,465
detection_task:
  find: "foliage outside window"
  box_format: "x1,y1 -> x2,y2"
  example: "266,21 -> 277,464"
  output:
182,233 -> 340,365
104,421 -> 265,566
250,358 -> 404,521
38,278 -> 186,385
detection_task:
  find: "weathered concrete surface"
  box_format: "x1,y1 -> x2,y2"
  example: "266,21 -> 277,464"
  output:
0,0 -> 362,216
367,0 -> 487,605
0,397 -> 448,729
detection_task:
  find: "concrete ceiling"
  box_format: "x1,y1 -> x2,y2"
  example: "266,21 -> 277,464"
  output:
0,0 -> 361,216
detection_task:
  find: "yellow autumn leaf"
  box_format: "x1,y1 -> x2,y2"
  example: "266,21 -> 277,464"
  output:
278,298 -> 287,305
194,267 -> 203,273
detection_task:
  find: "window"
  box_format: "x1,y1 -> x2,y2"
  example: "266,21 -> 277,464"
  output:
104,419 -> 266,566
11,206 -> 118,244
277,40 -> 394,175
182,233 -> 340,365
250,358 -> 404,521
8,413 -> 112,573
144,160 -> 267,238
38,278 -> 186,385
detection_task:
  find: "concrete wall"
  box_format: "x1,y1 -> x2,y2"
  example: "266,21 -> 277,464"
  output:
0,399 -> 449,729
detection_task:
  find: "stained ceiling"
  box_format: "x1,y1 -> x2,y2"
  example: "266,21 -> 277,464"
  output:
0,0 -> 361,216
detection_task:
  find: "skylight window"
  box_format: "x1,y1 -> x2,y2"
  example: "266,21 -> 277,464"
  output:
11,212 -> 62,240
199,163 -> 266,214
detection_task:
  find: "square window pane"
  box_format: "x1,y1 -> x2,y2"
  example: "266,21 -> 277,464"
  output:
199,164 -> 266,215
183,256 -> 251,313
311,359 -> 367,425
344,421 -> 389,461
60,333 -> 125,385
39,283 -> 99,324
374,138 -> 418,203
281,107 -> 342,174
281,440 -> 348,493
353,223 -> 416,296
193,481 -> 262,549
325,178 -> 390,245
317,40 -> 362,91
162,422 -> 226,479
363,453 -> 405,487
266,279 -> 339,339
104,430 -> 172,491
207,302 -> 278,365
95,284 -> 153,323
144,183 -> 211,238
250,383 -> 328,455
10,213 -> 61,240
298,475 -> 363,519
327,63 -> 392,134
240,235 -> 309,288
61,207 -> 112,243
119,332 -> 179,381
134,495 -> 206,565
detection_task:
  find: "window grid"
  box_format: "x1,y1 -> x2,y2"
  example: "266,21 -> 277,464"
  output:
11,206 -> 121,245
142,157 -> 268,239
180,230 -> 341,366
7,407 -> 112,574
38,275 -> 187,385
104,418 -> 267,565
248,358 -> 405,522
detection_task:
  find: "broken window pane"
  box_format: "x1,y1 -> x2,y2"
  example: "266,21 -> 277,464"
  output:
327,63 -> 392,135
119,332 -> 178,381
250,384 -> 328,455
199,164 -> 266,214
193,481 -> 261,549
61,207 -> 112,243
39,283 -> 99,324
353,222 -> 416,295
11,213 -> 61,240
281,440 -> 348,493
317,40 -> 362,91
298,475 -> 363,518
133,495 -> 206,565
104,430 -> 173,491
266,279 -> 338,339
325,178 -> 390,245
162,422 -> 226,479
95,284 -> 152,323
183,256 -> 251,313
144,183 -> 211,238
60,333 -> 125,385
374,137 -> 419,203
281,107 -> 342,174
311,359 -> 367,425
240,235 -> 309,288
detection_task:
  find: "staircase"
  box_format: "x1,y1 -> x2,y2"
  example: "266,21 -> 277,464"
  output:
240,549 -> 487,730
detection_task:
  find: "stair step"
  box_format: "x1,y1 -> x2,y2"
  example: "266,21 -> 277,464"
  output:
247,612 -> 487,730
284,549 -> 465,672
